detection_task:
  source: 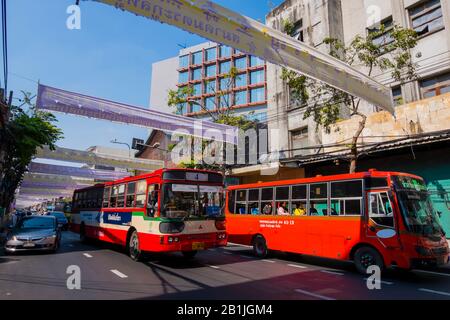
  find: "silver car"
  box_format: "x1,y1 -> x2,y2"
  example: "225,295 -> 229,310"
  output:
4,216 -> 61,253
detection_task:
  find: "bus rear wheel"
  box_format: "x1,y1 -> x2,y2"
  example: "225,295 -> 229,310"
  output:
182,251 -> 198,259
128,230 -> 142,262
354,246 -> 384,275
253,235 -> 268,258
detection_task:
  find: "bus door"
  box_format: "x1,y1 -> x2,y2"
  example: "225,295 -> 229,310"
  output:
366,191 -> 401,249
146,184 -> 159,218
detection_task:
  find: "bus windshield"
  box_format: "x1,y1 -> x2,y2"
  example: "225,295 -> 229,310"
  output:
397,190 -> 444,236
161,183 -> 224,219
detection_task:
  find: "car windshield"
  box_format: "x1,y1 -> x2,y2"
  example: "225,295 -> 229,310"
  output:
16,217 -> 55,230
161,183 -> 224,219
397,190 -> 444,236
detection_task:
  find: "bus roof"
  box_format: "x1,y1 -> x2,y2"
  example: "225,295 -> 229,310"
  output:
227,170 -> 423,190
103,168 -> 223,187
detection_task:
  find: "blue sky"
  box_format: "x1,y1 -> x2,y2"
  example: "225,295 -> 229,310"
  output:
7,0 -> 283,154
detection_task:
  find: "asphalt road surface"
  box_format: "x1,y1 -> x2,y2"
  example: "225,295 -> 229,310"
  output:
0,232 -> 449,300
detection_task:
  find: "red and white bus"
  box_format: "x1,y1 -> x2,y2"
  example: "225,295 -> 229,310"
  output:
70,169 -> 227,261
225,170 -> 449,273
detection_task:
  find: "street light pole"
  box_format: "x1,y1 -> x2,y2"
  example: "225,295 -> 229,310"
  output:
110,139 -> 132,159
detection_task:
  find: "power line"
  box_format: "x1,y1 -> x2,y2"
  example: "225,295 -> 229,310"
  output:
1,0 -> 7,94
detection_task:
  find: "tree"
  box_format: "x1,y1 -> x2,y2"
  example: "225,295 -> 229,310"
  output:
167,68 -> 257,172
0,92 -> 63,211
281,24 -> 419,173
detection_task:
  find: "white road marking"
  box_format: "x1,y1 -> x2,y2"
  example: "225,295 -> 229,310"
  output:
288,264 -> 307,269
363,278 -> 393,285
414,270 -> 450,278
5,293 -> 11,296
83,253 -> 93,258
262,259 -> 276,263
110,269 -> 128,279
418,288 -> 450,297
320,270 -> 344,276
206,264 -> 220,269
295,289 -> 336,301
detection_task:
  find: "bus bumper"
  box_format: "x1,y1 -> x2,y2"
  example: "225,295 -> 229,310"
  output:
139,232 -> 227,252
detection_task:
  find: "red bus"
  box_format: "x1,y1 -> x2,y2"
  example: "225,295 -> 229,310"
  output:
225,170 -> 449,274
70,169 -> 227,261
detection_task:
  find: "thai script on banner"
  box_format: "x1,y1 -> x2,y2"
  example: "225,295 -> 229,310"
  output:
89,0 -> 394,112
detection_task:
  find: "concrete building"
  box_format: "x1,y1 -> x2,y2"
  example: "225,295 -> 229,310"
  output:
265,0 -> 450,159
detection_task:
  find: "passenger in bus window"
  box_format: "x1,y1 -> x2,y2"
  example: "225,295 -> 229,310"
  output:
309,205 -> 319,216
293,203 -> 306,216
277,202 -> 290,216
262,203 -> 273,215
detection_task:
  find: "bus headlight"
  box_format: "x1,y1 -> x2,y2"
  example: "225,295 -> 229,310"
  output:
415,246 -> 432,256
159,221 -> 185,234
217,233 -> 226,240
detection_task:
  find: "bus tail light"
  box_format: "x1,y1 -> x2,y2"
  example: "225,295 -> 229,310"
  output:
215,219 -> 226,231
159,221 -> 185,234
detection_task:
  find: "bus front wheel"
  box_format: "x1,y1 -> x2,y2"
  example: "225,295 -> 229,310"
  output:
128,230 -> 142,262
253,235 -> 268,258
354,246 -> 384,275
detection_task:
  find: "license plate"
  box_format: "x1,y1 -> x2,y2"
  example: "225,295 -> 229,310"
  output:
23,242 -> 35,248
192,242 -> 205,251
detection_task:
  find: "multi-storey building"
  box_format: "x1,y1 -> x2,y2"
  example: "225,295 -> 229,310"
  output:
265,0 -> 450,159
150,41 -> 268,122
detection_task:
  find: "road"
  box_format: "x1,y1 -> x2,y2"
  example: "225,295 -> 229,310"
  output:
0,231 -> 449,300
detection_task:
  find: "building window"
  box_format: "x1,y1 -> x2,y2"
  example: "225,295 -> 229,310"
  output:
179,71 -> 188,83
179,55 -> 189,68
205,47 -> 217,61
368,17 -> 394,47
250,70 -> 265,84
190,100 -> 201,113
191,68 -> 202,81
392,86 -> 403,106
409,0 -> 444,37
250,87 -> 265,103
235,57 -> 247,70
235,73 -> 247,87
220,60 -> 231,74
291,127 -> 308,156
205,96 -> 216,110
192,83 -> 202,96
220,94 -> 230,108
291,19 -> 305,42
220,77 -> 231,91
235,90 -> 247,105
205,80 -> 216,94
220,45 -> 231,57
250,56 -> 264,67
205,64 -> 217,77
176,102 -> 188,115
192,51 -> 203,65
420,72 -> 450,98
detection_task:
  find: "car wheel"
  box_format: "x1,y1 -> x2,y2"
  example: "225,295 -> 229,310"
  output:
354,246 -> 384,275
182,251 -> 197,259
252,235 -> 268,258
128,230 -> 142,262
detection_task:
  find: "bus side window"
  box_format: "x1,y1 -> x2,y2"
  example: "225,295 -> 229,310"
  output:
146,185 -> 159,217
369,192 -> 394,228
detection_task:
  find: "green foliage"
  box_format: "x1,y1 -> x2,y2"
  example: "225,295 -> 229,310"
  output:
0,93 -> 63,209
282,19 -> 296,37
